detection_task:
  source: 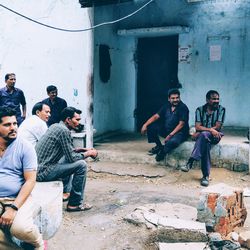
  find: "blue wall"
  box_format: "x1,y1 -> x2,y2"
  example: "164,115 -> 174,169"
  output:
94,0 -> 250,133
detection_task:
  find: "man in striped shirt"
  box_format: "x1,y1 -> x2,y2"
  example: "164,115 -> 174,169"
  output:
36,107 -> 98,212
181,90 -> 226,187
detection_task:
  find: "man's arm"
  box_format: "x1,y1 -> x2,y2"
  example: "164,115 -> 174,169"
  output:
195,122 -> 221,138
0,171 -> 36,227
164,121 -> 185,142
141,114 -> 160,135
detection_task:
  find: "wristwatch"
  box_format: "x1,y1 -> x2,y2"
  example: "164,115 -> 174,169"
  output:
6,204 -> 18,211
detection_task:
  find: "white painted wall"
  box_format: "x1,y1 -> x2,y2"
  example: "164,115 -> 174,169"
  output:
0,0 -> 92,122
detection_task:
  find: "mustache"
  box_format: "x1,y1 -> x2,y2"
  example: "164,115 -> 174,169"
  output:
8,130 -> 17,135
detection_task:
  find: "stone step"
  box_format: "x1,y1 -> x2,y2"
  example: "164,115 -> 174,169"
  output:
98,141 -> 249,172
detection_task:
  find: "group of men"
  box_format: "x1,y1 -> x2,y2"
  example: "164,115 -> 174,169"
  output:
0,73 -> 226,249
0,73 -> 97,249
142,88 -> 225,187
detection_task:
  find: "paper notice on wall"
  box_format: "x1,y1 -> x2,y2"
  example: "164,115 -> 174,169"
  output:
178,47 -> 190,63
210,45 -> 221,61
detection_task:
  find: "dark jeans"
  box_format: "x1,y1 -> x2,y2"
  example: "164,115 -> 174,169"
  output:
40,160 -> 87,206
147,122 -> 187,154
191,131 -> 223,177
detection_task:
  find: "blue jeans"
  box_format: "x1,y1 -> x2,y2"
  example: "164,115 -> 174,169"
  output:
40,160 -> 87,206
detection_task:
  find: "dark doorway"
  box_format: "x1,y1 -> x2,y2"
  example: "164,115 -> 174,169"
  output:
136,36 -> 179,131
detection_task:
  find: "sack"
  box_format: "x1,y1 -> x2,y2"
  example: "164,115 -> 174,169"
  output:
0,201 -> 5,216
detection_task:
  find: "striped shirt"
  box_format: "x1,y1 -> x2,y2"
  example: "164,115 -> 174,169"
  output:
35,122 -> 84,181
195,104 -> 225,129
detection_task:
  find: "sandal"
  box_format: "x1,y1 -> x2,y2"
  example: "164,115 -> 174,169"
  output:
66,203 -> 93,212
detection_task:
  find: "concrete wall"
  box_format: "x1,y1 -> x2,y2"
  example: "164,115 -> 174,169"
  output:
0,0 -> 91,121
94,0 -> 250,132
94,6 -> 136,134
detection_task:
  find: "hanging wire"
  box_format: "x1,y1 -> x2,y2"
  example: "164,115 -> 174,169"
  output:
0,0 -> 154,32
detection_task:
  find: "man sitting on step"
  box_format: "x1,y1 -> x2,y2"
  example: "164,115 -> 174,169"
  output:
181,90 -> 226,187
0,107 -> 45,249
141,88 -> 189,162
36,107 -> 98,212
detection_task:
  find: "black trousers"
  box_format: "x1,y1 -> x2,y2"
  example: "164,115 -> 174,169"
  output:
147,122 -> 187,154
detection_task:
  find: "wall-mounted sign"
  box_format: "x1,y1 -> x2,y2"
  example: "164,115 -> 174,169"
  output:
178,46 -> 191,63
209,45 -> 221,61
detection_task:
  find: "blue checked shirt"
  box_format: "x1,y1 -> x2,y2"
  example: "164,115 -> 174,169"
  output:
35,122 -> 84,181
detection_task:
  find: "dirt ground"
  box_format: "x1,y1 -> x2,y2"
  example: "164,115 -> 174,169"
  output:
48,161 -> 250,250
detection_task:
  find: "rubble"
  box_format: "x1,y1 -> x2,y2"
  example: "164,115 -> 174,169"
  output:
197,183 -> 247,236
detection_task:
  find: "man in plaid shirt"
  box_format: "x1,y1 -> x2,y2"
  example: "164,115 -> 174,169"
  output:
36,107 -> 97,212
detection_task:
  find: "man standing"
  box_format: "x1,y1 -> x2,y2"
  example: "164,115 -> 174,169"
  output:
36,107 -> 98,212
18,102 -> 50,146
141,88 -> 189,162
42,85 -> 67,126
0,107 -> 44,249
181,90 -> 226,187
0,73 -> 26,126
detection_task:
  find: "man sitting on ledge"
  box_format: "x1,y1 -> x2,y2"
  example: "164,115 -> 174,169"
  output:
181,90 -> 226,187
141,88 -> 189,162
0,107 -> 44,249
36,107 -> 98,212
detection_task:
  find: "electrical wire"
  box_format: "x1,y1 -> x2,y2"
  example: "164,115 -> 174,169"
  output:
0,0 -> 154,32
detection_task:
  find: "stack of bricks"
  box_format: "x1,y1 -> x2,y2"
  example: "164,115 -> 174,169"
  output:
197,183 -> 247,236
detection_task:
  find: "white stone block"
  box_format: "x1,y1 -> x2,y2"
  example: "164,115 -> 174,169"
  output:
32,181 -> 63,240
159,242 -> 209,250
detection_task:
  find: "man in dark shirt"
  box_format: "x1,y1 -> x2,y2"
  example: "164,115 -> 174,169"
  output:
42,85 -> 67,126
36,107 -> 98,212
181,90 -> 226,187
0,73 -> 26,126
141,88 -> 189,162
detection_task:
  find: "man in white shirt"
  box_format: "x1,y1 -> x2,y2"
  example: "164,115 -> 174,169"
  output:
18,102 -> 50,146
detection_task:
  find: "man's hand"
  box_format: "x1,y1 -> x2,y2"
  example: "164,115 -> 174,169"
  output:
210,128 -> 221,139
141,124 -> 147,135
164,134 -> 172,142
0,208 -> 17,229
85,148 -> 98,159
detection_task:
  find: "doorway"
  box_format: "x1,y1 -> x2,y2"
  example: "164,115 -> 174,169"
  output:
136,36 -> 179,131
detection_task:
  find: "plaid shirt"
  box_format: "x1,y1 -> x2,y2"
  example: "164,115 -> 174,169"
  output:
35,122 -> 84,181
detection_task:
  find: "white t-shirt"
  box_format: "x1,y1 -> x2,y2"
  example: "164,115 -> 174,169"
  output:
18,115 -> 48,146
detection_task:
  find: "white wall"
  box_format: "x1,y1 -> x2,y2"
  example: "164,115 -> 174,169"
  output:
0,0 -> 92,121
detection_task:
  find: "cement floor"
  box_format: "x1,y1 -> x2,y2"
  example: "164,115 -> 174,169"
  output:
94,130 -> 249,155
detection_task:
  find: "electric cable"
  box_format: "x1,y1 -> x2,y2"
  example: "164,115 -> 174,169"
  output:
0,0 -> 154,32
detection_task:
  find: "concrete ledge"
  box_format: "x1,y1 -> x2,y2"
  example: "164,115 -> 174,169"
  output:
98,141 -> 249,172
32,181 -> 63,240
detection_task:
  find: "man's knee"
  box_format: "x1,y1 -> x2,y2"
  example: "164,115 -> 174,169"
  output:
10,223 -> 35,240
74,160 -> 87,174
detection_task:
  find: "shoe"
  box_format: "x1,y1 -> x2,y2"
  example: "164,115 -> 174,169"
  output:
66,203 -> 93,212
155,149 -> 165,162
200,176 -> 209,187
181,161 -> 192,172
148,145 -> 161,155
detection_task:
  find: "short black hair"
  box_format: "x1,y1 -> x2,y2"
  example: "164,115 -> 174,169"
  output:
32,102 -> 47,115
0,107 -> 16,123
46,85 -> 57,93
206,90 -> 219,100
168,88 -> 180,98
5,73 -> 15,82
60,107 -> 82,122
